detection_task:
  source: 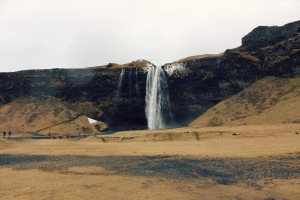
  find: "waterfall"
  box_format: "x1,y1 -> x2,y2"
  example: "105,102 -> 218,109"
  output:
145,66 -> 173,130
129,68 -> 132,98
114,68 -> 125,100
135,68 -> 140,96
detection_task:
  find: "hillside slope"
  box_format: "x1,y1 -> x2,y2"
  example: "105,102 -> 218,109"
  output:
0,97 -> 108,135
189,77 -> 300,127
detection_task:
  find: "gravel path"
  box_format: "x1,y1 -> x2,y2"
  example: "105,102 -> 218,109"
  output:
0,154 -> 299,184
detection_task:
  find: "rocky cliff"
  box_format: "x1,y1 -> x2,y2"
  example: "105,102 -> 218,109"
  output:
165,20 -> 300,125
0,60 -> 151,131
242,21 -> 300,49
0,20 -> 299,131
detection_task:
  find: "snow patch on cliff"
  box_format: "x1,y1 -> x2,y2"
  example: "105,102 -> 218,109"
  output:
88,118 -> 98,124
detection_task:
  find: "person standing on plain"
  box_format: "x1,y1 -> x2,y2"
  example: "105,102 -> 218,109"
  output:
8,131 -> 11,138
3,131 -> 6,138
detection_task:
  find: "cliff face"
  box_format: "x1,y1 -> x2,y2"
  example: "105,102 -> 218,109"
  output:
242,21 -> 300,49
0,60 -> 151,131
165,20 -> 300,125
0,21 -> 299,131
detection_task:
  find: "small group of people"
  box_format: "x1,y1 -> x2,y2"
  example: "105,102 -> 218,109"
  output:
2,130 -> 11,138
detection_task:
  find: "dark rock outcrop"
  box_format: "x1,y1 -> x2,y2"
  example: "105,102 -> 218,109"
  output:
165,20 -> 300,125
242,20 -> 300,49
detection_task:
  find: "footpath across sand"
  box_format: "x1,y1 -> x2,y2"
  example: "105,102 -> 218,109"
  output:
1,124 -> 299,157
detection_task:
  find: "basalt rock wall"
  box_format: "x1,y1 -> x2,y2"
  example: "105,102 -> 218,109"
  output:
0,62 -> 149,131
165,20 -> 300,125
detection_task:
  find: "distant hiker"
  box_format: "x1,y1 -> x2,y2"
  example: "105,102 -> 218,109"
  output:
8,131 -> 11,138
3,131 -> 6,138
48,132 -> 51,136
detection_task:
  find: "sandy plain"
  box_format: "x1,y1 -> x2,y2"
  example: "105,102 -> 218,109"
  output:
0,124 -> 299,200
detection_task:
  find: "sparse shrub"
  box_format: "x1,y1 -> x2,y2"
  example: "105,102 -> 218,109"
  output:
66,101 -> 103,119
53,106 -> 64,117
193,132 -> 200,141
207,117 -> 223,127
270,98 -> 278,105
64,110 -> 74,120
81,125 -> 92,133
27,113 -> 39,123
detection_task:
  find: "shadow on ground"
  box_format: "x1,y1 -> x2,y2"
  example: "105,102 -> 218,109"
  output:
0,154 -> 299,185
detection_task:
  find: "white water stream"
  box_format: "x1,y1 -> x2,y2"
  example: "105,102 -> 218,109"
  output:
145,66 -> 173,130
114,68 -> 125,100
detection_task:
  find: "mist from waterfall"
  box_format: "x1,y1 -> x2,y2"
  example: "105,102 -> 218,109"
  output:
114,68 -> 125,100
145,66 -> 173,130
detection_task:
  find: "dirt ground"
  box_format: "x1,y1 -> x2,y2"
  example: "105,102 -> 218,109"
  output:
0,124 -> 299,200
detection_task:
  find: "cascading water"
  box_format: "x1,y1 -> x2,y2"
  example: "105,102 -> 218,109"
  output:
114,68 -> 125,100
129,68 -> 132,98
145,66 -> 173,130
135,68 -> 140,96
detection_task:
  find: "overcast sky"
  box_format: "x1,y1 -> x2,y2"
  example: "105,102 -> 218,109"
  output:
0,0 -> 299,72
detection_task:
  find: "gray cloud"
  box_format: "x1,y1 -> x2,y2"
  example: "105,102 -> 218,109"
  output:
0,0 -> 299,72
